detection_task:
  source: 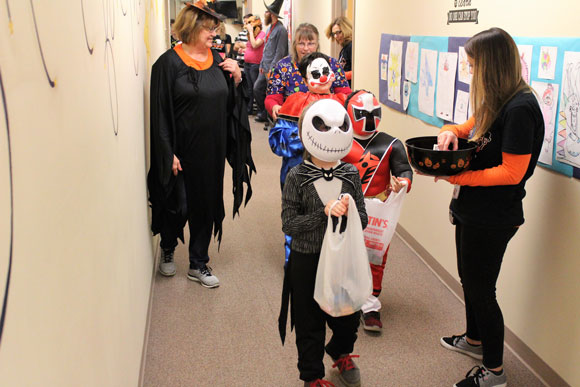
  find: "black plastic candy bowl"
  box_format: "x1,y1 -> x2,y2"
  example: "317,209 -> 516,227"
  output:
405,136 -> 477,176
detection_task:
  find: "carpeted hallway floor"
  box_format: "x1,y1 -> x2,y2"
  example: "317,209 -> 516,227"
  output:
141,119 -> 545,387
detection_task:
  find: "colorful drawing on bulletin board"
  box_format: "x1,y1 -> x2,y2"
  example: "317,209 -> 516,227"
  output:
454,89 -> 470,124
532,81 -> 559,165
403,81 -> 411,111
405,41 -> 419,83
378,33 -> 410,113
457,47 -> 472,85
538,46 -> 557,80
388,40 -> 403,104
448,37 -> 471,124
436,52 -> 458,121
418,48 -> 437,117
517,45 -> 534,84
557,51 -> 580,168
380,54 -> 388,81
513,36 -> 580,177
407,35 -> 447,127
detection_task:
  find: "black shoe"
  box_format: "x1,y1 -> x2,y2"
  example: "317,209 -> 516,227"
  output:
254,113 -> 267,123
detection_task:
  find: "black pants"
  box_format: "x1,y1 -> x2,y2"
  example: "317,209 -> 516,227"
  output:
253,71 -> 267,117
159,173 -> 213,270
290,250 -> 360,381
455,221 -> 517,369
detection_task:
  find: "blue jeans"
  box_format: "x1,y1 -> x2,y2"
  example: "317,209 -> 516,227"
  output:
245,62 -> 260,113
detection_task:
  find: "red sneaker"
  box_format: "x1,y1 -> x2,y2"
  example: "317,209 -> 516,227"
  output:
304,379 -> 335,387
361,311 -> 383,332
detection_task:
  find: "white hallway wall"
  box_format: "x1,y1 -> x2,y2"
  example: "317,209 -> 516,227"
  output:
0,0 -> 167,385
353,1 -> 580,386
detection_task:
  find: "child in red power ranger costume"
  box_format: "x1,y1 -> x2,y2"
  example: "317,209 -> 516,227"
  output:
342,90 -> 413,332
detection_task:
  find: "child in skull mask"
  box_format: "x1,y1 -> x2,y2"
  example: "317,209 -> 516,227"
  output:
270,52 -> 350,265
279,99 -> 367,387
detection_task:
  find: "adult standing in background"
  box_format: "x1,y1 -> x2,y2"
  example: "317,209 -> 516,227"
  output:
148,1 -> 254,289
265,23 -> 351,120
434,27 -> 544,387
326,16 -> 353,87
212,22 -> 232,59
233,13 -> 253,70
242,15 -> 265,115
253,0 -> 288,124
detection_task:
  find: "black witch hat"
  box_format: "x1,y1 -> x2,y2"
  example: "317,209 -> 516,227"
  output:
264,0 -> 284,19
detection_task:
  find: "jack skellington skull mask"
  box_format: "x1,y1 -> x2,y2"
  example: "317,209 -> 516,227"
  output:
346,90 -> 382,138
300,99 -> 353,162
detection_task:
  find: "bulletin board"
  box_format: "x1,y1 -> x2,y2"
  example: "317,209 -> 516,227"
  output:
378,33 -> 580,178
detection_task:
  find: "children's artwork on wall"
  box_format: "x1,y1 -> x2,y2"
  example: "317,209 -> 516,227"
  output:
379,34 -> 580,178
538,46 -> 558,80
454,89 -> 470,124
378,34 -> 410,113
405,41 -> 419,83
418,48 -> 437,117
388,40 -> 403,104
532,81 -> 559,165
436,52 -> 458,121
457,46 -> 472,85
403,81 -> 411,111
557,51 -> 580,168
517,45 -> 534,84
380,54 -> 388,81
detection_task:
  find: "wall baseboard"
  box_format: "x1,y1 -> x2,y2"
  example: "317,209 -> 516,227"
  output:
396,225 -> 570,387
138,236 -> 159,387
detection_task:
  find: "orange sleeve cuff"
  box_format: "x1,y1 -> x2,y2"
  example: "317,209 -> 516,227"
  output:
448,152 -> 531,186
345,70 -> 352,81
439,116 -> 475,139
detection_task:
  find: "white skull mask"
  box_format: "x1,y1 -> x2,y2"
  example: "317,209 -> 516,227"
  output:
306,58 -> 335,88
300,99 -> 353,162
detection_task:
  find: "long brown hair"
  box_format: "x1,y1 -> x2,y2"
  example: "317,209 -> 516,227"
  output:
465,27 -> 531,140
325,16 -> 352,46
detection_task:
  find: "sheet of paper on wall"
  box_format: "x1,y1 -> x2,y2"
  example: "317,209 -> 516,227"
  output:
556,51 -> 580,168
388,41 -> 403,103
457,46 -> 472,85
403,81 -> 411,111
517,45 -> 534,84
405,41 -> 419,83
532,81 -> 559,165
454,90 -> 470,124
436,52 -> 458,121
380,54 -> 388,81
419,48 -> 438,117
537,46 -> 558,80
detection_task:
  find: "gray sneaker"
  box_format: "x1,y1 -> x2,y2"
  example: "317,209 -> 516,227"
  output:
187,265 -> 219,288
454,365 -> 507,387
441,334 -> 483,360
158,249 -> 176,277
331,354 -> 361,387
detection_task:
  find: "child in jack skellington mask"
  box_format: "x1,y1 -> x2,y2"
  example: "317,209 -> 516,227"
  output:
269,52 -> 350,265
279,99 -> 367,386
342,90 -> 413,332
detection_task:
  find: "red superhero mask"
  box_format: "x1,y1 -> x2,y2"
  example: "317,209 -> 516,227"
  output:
345,90 -> 382,137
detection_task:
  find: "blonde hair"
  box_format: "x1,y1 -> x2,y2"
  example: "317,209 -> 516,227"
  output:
291,23 -> 319,63
173,5 -> 219,45
325,16 -> 352,46
465,27 -> 531,141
